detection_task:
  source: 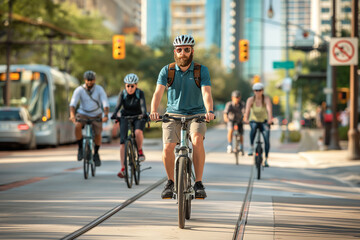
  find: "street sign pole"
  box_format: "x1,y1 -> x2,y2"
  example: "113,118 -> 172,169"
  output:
328,0 -> 341,150
348,0 -> 360,159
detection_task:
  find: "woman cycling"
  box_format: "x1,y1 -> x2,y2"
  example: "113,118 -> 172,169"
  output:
243,82 -> 273,167
111,73 -> 147,178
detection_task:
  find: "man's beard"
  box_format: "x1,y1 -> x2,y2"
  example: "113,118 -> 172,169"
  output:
174,52 -> 193,67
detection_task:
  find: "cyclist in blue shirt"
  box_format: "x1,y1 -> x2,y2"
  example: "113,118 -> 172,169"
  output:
69,70 -> 109,167
149,34 -> 215,199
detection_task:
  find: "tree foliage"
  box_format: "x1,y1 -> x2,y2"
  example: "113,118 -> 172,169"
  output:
0,0 -> 249,111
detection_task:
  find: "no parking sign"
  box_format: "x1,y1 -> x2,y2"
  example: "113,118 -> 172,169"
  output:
329,37 -> 358,66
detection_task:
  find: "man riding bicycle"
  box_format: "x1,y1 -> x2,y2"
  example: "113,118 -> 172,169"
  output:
223,90 -> 245,154
149,34 -> 215,199
111,73 -> 148,178
69,70 -> 109,167
243,83 -> 273,167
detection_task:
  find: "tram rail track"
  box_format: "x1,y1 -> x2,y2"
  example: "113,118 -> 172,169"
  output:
60,177 -> 167,240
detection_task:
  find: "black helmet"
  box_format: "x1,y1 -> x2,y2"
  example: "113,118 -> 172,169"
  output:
231,90 -> 241,98
83,70 -> 96,80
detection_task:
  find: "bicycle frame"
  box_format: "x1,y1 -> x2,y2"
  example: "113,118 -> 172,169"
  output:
83,123 -> 94,164
174,117 -> 194,201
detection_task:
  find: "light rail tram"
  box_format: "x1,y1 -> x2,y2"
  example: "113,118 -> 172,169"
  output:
0,64 -> 79,146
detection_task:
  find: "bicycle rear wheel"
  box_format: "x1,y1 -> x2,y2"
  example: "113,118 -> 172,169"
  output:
124,141 -> 134,188
83,141 -> 90,179
91,159 -> 96,177
133,143 -> 140,185
177,157 -> 187,229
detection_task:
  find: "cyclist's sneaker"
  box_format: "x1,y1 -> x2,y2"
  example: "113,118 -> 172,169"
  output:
93,152 -> 101,166
240,147 -> 244,156
248,147 -> 254,156
194,181 -> 207,199
264,159 -> 269,167
227,145 -> 232,154
138,149 -> 146,162
77,149 -> 83,161
161,180 -> 174,199
117,167 -> 125,178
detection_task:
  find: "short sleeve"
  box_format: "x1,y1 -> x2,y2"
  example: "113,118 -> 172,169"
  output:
157,65 -> 168,86
200,65 -> 211,87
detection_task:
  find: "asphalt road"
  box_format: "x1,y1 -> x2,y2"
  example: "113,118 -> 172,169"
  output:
0,125 -> 359,240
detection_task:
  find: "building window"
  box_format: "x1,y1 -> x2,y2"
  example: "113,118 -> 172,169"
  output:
321,8 -> 330,13
342,7 -> 351,13
321,20 -> 331,24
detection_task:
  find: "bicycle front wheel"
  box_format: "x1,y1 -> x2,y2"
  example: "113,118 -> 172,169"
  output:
255,146 -> 262,180
133,143 -> 140,185
178,157 -> 187,229
185,166 -> 192,220
124,141 -> 134,188
83,141 -> 90,179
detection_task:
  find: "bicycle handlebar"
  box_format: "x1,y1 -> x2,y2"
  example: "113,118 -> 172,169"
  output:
157,114 -> 215,123
76,118 -> 102,124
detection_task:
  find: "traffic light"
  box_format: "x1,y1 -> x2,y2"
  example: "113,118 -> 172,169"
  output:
239,39 -> 249,62
112,35 -> 126,60
273,95 -> 279,105
337,88 -> 349,104
253,75 -> 260,83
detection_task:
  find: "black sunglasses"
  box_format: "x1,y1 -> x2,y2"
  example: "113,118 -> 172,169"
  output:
254,89 -> 263,92
126,84 -> 135,88
175,47 -> 191,53
86,78 -> 95,81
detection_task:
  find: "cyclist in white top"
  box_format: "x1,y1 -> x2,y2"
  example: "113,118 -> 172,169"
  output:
69,70 -> 109,167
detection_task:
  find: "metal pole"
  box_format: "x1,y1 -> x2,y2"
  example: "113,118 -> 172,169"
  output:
5,0 -> 13,106
284,0 -> 290,143
347,0 -> 360,159
328,0 -> 341,150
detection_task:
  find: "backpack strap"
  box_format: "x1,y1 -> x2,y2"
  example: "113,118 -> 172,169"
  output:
167,62 -> 176,87
193,62 -> 201,88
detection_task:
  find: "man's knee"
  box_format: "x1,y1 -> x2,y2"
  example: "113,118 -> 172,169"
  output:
191,133 -> 204,146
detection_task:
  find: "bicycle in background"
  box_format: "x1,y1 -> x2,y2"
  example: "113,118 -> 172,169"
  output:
233,124 -> 244,165
76,118 -> 102,179
115,115 -> 150,188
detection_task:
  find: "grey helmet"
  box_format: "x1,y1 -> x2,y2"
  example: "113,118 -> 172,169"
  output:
124,73 -> 139,84
231,90 -> 241,98
173,34 -> 195,47
83,70 -> 96,80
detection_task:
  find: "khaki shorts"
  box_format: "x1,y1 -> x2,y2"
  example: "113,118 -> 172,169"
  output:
76,113 -> 103,136
162,113 -> 207,144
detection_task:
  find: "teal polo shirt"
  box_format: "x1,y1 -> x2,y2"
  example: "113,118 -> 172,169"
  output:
157,62 -> 211,115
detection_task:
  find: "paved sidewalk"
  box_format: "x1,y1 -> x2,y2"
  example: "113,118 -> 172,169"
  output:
299,149 -> 360,189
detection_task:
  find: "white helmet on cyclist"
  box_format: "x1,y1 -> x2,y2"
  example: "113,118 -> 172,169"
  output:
252,82 -> 264,91
173,34 -> 195,47
124,73 -> 139,84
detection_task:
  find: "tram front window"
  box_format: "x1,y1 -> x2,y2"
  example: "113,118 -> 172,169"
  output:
0,71 -> 51,122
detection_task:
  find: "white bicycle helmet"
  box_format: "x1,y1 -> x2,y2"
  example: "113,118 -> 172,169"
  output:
173,34 -> 195,47
252,82 -> 264,91
124,73 -> 139,84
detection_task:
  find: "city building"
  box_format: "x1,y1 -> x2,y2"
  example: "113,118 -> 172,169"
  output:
142,0 -> 221,49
